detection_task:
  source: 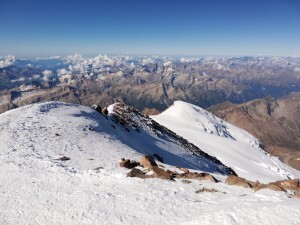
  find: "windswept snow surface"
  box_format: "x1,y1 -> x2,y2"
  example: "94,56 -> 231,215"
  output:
0,102 -> 300,225
152,101 -> 300,183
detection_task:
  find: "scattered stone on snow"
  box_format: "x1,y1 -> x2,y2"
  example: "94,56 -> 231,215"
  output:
181,180 -> 192,184
196,187 -> 225,194
226,175 -> 253,188
226,175 -> 300,195
179,167 -> 190,174
55,156 -> 70,161
175,172 -> 218,183
119,158 -> 140,169
253,183 -> 286,192
93,166 -> 104,171
127,168 -> 147,179
151,166 -> 173,180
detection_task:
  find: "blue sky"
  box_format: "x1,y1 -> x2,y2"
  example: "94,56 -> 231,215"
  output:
0,0 -> 299,57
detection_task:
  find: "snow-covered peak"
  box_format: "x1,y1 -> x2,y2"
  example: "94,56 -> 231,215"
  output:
159,101 -> 259,144
0,101 -> 234,175
152,101 -> 300,182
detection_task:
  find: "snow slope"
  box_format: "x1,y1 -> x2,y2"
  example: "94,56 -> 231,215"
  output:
0,101 -> 231,174
0,101 -> 300,225
152,101 -> 300,183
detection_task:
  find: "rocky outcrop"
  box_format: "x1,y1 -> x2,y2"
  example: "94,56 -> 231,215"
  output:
125,155 -> 218,181
226,175 -> 300,195
140,155 -> 158,170
275,179 -> 299,190
253,183 -> 286,192
151,166 -> 173,180
127,168 -> 147,179
175,172 -> 218,183
196,187 -> 226,194
178,167 -> 189,174
225,175 -> 253,188
141,108 -> 160,116
119,158 -> 140,169
55,156 -> 70,161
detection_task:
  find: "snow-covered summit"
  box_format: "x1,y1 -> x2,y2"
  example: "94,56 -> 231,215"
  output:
0,101 -> 233,175
152,101 -> 300,183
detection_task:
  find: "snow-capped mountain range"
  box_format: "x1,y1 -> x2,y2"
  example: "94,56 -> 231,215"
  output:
1,54 -> 300,115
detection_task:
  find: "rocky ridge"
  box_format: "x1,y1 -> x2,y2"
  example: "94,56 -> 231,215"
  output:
103,102 -> 236,175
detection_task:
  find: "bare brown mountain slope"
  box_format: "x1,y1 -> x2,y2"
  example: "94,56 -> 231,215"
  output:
208,92 -> 300,170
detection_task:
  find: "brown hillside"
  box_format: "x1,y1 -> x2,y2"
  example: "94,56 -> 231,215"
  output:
209,92 -> 300,170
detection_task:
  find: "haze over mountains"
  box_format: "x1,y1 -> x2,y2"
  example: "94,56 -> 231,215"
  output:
1,55 -> 300,113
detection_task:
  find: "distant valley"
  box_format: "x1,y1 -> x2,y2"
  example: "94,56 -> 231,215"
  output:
1,55 -> 300,113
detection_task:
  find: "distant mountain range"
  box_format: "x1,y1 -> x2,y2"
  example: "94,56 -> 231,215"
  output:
1,55 -> 300,113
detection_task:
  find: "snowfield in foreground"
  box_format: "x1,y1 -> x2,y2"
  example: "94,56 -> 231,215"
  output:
0,102 -> 299,225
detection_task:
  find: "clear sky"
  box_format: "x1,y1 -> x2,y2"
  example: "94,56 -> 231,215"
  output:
0,0 -> 299,57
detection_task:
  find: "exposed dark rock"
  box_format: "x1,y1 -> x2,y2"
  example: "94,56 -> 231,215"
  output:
55,156 -> 70,161
127,168 -> 146,179
94,105 -> 102,114
93,166 -> 104,170
181,179 -> 192,184
153,153 -> 164,163
196,188 -> 225,194
102,107 -> 108,115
